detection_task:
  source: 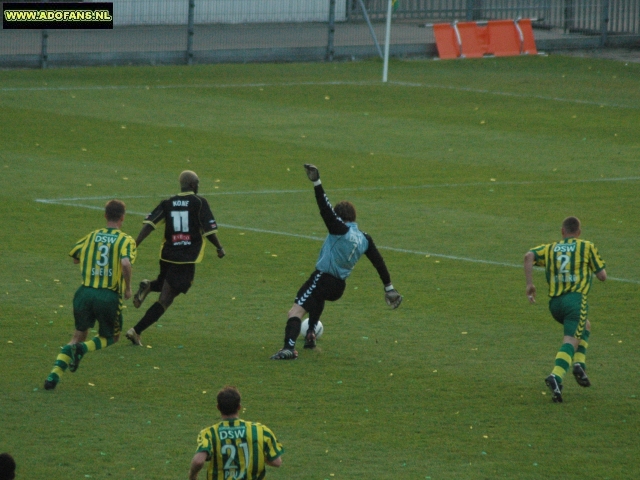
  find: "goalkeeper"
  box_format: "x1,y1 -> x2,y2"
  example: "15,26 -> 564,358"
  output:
271,164 -> 402,360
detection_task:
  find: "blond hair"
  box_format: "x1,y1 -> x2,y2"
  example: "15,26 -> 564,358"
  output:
179,170 -> 199,189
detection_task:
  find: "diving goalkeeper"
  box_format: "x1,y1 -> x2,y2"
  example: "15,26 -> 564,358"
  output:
271,164 -> 402,360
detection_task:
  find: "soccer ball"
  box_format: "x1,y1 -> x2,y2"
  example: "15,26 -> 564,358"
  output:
300,318 -> 323,339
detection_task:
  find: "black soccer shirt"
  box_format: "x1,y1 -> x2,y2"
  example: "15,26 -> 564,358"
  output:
143,191 -> 218,264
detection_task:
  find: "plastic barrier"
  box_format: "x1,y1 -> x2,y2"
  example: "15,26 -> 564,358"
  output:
487,19 -> 522,56
456,21 -> 489,58
432,23 -> 460,59
432,19 -> 537,59
517,18 -> 538,55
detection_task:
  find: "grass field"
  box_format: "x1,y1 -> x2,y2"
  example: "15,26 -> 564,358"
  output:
1,56 -> 639,479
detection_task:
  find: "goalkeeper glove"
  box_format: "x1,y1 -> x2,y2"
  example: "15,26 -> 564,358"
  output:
304,164 -> 320,182
384,285 -> 403,309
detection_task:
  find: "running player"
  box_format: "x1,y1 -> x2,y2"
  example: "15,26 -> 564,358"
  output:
126,170 -> 225,346
188,386 -> 284,480
524,216 -> 607,403
44,200 -> 136,390
271,164 -> 403,360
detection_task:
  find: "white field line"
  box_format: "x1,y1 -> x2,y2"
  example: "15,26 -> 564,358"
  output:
34,176 -> 640,204
35,190 -> 640,286
388,81 -> 640,110
1,80 -> 637,110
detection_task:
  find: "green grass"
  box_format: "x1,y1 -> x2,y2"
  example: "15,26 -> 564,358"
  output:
1,56 -> 639,479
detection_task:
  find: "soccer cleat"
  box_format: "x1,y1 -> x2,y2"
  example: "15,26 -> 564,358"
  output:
68,343 -> 85,373
304,331 -> 316,349
44,379 -> 57,391
545,375 -> 563,403
133,280 -> 151,309
572,364 -> 591,387
126,328 -> 143,346
270,349 -> 298,360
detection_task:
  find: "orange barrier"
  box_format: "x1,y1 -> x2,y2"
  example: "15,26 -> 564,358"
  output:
456,21 -> 489,58
432,19 -> 537,59
432,23 -> 460,59
487,19 -> 521,56
517,18 -> 538,55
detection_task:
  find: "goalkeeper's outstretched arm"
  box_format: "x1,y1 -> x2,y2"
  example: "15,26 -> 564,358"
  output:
364,233 -> 402,309
364,233 -> 391,285
304,164 -> 349,235
314,183 -> 349,235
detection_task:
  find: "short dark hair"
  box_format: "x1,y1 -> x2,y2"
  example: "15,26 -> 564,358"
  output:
562,216 -> 581,235
0,453 -> 16,480
105,200 -> 126,222
217,386 -> 241,416
334,201 -> 356,222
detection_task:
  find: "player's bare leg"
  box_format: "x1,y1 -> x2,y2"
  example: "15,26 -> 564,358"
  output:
128,281 -> 178,346
69,329 -> 89,344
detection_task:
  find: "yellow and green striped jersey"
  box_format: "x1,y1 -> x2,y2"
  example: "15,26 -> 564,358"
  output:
69,228 -> 137,295
195,418 -> 284,480
530,237 -> 605,297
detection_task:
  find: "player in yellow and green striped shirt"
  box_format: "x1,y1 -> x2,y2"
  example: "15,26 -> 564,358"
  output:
524,216 -> 606,403
189,386 -> 284,480
44,200 -> 137,390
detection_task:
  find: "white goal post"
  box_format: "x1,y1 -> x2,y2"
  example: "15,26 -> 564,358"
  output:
382,0 -> 393,82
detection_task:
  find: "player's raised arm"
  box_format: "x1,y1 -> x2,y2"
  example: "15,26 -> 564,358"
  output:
304,164 -> 349,236
363,233 -> 402,309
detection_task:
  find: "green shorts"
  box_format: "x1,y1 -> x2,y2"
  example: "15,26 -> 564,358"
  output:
73,285 -> 123,338
548,292 -> 588,339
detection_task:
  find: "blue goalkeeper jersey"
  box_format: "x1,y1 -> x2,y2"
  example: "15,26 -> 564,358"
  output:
316,222 -> 369,280
310,182 -> 392,284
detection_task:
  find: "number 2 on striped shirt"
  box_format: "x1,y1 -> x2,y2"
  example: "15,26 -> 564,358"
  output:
221,442 -> 249,478
557,254 -> 571,274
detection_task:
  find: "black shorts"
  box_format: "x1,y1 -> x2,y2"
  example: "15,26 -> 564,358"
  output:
157,260 -> 196,294
295,270 -> 345,313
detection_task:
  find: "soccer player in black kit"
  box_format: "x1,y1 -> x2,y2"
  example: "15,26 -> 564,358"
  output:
126,170 -> 225,346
